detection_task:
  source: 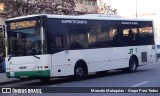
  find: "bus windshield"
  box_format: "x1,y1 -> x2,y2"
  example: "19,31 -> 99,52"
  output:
7,20 -> 46,56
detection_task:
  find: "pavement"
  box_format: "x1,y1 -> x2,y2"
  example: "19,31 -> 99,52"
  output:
0,73 -> 21,86
0,73 -> 14,82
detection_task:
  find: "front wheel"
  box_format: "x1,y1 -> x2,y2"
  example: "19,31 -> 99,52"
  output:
128,58 -> 138,73
74,64 -> 87,80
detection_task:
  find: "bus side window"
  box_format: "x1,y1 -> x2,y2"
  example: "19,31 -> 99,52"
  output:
54,35 -> 63,48
49,34 -> 64,53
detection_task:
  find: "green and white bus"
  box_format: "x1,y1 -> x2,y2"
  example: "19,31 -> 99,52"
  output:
5,14 -> 157,82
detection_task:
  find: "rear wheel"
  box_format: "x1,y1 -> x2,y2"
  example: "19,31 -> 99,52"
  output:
128,58 -> 138,73
74,64 -> 87,80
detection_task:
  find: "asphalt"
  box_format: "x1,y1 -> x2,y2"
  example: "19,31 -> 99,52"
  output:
0,59 -> 160,86
0,73 -> 21,86
1,62 -> 160,96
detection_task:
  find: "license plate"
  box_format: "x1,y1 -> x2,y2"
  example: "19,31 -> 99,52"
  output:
10,72 -> 15,76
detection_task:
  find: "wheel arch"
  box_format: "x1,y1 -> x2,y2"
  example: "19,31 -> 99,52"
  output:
74,59 -> 88,73
129,54 -> 139,67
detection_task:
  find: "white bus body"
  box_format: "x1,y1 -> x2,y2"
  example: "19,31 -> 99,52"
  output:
5,14 -> 157,81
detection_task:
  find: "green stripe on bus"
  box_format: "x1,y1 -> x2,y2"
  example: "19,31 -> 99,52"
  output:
6,70 -> 50,78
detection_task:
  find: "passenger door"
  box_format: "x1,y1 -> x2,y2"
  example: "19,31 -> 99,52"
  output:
48,34 -> 66,76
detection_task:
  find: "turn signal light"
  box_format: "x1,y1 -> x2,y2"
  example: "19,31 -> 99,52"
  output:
44,66 -> 48,68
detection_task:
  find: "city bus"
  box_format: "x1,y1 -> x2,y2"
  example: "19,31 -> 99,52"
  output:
5,14 -> 157,82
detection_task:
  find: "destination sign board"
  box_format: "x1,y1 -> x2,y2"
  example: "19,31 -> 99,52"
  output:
10,20 -> 37,30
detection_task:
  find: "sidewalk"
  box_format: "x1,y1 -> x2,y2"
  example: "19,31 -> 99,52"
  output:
0,73 -> 20,85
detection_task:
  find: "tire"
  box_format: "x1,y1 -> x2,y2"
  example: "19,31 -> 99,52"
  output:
74,64 -> 87,80
128,58 -> 138,73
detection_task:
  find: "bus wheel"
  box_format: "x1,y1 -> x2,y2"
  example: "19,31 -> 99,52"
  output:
39,77 -> 50,83
74,64 -> 87,80
128,57 -> 138,73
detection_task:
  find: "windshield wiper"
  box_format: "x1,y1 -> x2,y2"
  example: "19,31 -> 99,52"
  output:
31,49 -> 40,59
8,55 -> 13,61
32,55 -> 40,59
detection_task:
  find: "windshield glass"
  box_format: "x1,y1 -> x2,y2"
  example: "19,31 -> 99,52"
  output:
7,19 -> 47,56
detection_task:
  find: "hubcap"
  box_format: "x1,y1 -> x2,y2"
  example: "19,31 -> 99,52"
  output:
76,68 -> 83,76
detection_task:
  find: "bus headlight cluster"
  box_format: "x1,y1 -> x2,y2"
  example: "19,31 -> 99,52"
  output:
6,68 -> 10,70
37,66 -> 48,69
37,66 -> 43,69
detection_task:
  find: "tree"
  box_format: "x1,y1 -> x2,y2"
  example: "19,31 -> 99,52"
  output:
97,0 -> 118,15
0,0 -> 77,18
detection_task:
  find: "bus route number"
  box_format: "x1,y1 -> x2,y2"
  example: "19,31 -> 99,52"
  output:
128,48 -> 138,54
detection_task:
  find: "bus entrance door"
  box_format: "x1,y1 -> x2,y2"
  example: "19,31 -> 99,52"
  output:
49,34 -> 66,76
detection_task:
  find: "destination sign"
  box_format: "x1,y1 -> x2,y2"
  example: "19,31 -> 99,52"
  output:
10,20 -> 37,30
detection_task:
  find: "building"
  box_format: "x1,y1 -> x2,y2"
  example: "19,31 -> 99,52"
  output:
75,0 -> 98,14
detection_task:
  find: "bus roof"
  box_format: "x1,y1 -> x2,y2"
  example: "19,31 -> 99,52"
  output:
6,14 -> 153,22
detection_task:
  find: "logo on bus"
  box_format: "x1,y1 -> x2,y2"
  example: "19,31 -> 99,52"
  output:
19,66 -> 27,69
128,48 -> 134,54
128,48 -> 138,54
61,20 -> 87,24
121,21 -> 138,25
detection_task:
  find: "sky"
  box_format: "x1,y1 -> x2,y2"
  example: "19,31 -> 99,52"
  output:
101,0 -> 160,17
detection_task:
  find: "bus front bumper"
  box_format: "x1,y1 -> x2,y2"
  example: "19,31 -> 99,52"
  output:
6,70 -> 50,78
